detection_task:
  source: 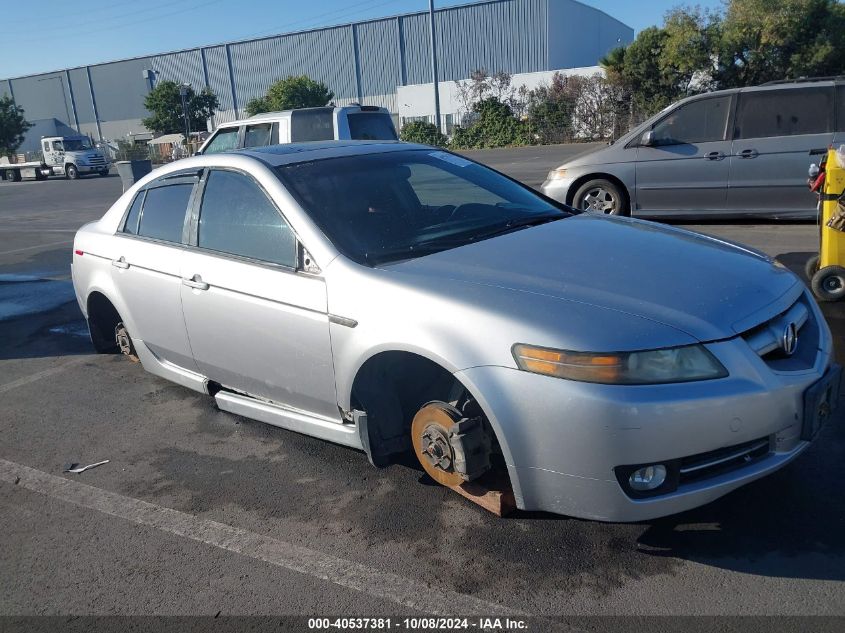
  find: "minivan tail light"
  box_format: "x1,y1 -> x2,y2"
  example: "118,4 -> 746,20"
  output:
74,249 -> 84,256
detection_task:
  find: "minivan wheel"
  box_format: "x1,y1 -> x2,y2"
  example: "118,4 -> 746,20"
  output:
804,255 -> 820,281
66,164 -> 79,180
573,179 -> 627,215
812,265 -> 845,302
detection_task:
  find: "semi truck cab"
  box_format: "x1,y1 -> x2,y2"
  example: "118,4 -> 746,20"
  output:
40,136 -> 109,179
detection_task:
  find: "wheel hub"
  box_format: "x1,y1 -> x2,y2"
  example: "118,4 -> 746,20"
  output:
583,187 -> 616,213
420,424 -> 453,472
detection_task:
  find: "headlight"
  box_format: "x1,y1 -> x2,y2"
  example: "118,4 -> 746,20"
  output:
512,343 -> 728,385
545,168 -> 568,181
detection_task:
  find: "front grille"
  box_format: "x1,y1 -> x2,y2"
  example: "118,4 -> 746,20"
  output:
87,156 -> 106,165
679,437 -> 771,484
741,292 -> 819,371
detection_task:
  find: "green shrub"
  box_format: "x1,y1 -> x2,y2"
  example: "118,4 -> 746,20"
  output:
399,121 -> 448,147
449,98 -> 531,149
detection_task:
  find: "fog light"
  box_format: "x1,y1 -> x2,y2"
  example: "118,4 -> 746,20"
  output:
628,465 -> 667,491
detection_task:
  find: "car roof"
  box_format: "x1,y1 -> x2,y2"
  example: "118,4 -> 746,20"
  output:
215,105 -> 388,128
238,140 -> 431,167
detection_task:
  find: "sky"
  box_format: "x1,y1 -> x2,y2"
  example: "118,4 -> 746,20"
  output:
0,0 -> 726,79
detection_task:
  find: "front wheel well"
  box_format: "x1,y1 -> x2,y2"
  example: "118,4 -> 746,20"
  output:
86,291 -> 122,353
349,351 -> 505,471
566,173 -> 631,212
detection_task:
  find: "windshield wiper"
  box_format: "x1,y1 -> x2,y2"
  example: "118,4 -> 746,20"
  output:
364,213 -> 566,265
465,213 -> 566,242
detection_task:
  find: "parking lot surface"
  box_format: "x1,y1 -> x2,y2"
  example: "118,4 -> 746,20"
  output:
1,149 -> 843,621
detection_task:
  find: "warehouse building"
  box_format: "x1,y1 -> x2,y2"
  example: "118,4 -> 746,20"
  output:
0,0 -> 632,150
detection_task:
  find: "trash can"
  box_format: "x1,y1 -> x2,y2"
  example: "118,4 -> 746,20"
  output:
115,160 -> 152,192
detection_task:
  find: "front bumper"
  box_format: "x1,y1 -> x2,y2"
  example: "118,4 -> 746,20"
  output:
455,336 -> 835,522
540,177 -> 575,204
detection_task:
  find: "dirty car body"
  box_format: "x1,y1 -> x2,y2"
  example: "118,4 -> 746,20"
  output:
71,141 -> 839,521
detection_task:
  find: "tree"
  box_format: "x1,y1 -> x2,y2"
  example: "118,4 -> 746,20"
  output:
0,96 -> 32,157
451,97 -> 531,149
245,75 -> 334,116
715,0 -> 845,87
399,121 -> 448,147
601,0 -> 845,124
142,81 -> 218,136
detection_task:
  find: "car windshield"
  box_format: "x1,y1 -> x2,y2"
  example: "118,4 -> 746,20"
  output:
62,139 -> 93,151
277,149 -> 571,265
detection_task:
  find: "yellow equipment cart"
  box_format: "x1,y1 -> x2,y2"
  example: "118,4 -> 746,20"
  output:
808,148 -> 845,301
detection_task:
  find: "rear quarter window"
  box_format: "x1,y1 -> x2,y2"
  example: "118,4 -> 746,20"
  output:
290,109 -> 334,142
137,183 -> 193,243
347,113 -> 398,140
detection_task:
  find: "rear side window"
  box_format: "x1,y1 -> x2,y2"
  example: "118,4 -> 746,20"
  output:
137,184 -> 193,243
121,191 -> 145,235
203,128 -> 239,154
735,87 -> 833,139
651,96 -> 731,145
197,170 -> 296,267
244,123 -> 274,148
347,113 -> 398,140
291,109 -> 334,142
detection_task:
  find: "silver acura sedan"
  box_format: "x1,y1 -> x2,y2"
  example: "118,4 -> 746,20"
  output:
72,141 -> 839,521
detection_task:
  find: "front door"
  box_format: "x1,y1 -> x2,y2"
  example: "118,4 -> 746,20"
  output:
179,168 -> 339,419
727,86 -> 835,216
110,173 -> 198,369
634,95 -> 733,215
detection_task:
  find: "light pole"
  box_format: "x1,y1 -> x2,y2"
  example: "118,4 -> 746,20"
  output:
179,83 -> 191,143
428,0 -> 441,133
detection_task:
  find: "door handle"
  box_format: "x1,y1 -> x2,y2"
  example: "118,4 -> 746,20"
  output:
705,151 -> 725,161
737,149 -> 759,159
111,256 -> 129,269
182,274 -> 209,291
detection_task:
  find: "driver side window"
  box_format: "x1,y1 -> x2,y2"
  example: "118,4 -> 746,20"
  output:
651,96 -> 732,146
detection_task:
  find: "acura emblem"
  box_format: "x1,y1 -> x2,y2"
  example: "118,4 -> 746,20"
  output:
782,322 -> 798,356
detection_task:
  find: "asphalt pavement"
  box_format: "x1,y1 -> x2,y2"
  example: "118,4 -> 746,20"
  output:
0,150 -> 843,626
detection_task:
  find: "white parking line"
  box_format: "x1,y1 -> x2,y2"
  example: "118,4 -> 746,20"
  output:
0,357 -> 91,395
0,458 -> 530,618
0,239 -> 72,256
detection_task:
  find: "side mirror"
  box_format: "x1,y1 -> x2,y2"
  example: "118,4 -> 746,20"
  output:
809,163 -> 820,178
640,130 -> 655,147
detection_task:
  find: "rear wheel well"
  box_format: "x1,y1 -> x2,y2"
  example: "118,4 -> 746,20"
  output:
350,351 -> 505,471
566,173 -> 631,212
86,292 -> 122,353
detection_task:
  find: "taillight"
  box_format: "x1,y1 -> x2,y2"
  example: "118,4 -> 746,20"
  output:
74,249 -> 83,256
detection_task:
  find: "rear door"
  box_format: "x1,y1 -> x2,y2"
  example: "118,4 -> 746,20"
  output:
111,172 -> 199,369
243,122 -> 277,149
727,85 -> 834,216
634,94 -> 733,215
179,167 -> 339,419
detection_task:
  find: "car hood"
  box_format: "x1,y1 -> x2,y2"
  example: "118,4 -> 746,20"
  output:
559,142 -> 626,169
386,215 -> 800,343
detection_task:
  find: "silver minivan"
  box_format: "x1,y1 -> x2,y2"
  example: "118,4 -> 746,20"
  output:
542,78 -> 845,218
198,105 -> 397,155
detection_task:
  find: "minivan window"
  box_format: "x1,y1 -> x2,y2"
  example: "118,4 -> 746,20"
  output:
203,128 -> 240,154
244,123 -> 274,148
137,184 -> 193,243
290,109 -> 334,142
348,113 -> 398,140
651,96 -> 731,146
122,190 -> 146,235
197,169 -> 296,267
735,87 -> 833,139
